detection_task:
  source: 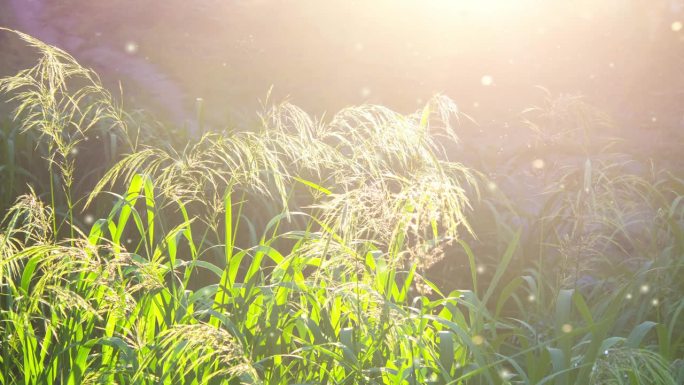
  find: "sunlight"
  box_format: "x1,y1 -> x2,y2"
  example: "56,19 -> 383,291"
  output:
437,0 -> 539,15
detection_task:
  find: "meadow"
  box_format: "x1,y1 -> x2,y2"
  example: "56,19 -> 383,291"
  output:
1,29 -> 683,385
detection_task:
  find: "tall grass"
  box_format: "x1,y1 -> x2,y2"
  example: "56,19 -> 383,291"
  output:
1,29 -> 683,384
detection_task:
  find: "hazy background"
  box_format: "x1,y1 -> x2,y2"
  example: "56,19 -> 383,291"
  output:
1,0 -> 683,155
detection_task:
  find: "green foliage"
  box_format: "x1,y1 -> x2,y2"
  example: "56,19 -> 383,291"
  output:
0,30 -> 682,384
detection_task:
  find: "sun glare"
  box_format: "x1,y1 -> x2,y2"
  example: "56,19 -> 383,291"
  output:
443,0 -> 538,14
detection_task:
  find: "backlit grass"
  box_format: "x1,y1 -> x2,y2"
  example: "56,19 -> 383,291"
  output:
1,29 -> 683,385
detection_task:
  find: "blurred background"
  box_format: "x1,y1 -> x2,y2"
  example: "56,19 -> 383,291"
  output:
1,0 -> 683,157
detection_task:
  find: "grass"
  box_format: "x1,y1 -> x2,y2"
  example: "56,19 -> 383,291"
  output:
1,29 -> 683,384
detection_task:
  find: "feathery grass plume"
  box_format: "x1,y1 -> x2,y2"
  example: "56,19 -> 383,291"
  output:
260,101 -> 338,177
260,95 -> 478,271
541,157 -> 673,288
314,167 -> 476,271
0,237 -> 115,384
154,324 -> 260,384
413,94 -> 463,140
315,181 -> 398,244
0,29 -> 133,154
290,230 -> 370,282
1,187 -> 53,244
327,282 -> 403,327
0,189 -> 53,286
322,97 -> 457,183
589,347 -> 677,384
88,131 -> 289,213
1,191 -> 133,315
0,231 -> 17,279
522,89 -> 614,153
259,94 -> 468,186
7,240 -> 105,317
0,28 -> 135,235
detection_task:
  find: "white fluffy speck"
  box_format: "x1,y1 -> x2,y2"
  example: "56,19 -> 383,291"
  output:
532,158 -> 545,170
481,75 -> 494,86
125,41 -> 138,54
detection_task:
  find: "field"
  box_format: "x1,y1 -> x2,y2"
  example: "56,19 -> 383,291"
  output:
1,8 -> 684,385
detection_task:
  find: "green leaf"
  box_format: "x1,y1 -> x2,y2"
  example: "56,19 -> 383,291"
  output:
626,321 -> 657,348
293,176 -> 332,196
438,331 -> 454,374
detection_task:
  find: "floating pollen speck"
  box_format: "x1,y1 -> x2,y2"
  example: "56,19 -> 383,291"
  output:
360,87 -> 371,98
125,41 -> 138,54
500,369 -> 513,380
84,214 -> 95,225
480,75 -> 493,86
472,335 -> 484,345
672,21 -> 683,32
532,158 -> 545,169
561,324 -> 573,333
640,284 -> 649,293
